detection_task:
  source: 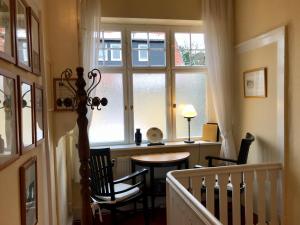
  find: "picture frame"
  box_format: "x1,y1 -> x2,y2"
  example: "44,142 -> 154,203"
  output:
34,84 -> 44,144
0,69 -> 19,170
18,77 -> 35,152
20,157 -> 38,225
0,0 -> 16,63
15,0 -> 31,71
53,78 -> 76,111
243,67 -> 267,98
28,8 -> 40,75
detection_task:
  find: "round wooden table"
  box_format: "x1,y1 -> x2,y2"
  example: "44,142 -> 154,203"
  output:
131,152 -> 190,209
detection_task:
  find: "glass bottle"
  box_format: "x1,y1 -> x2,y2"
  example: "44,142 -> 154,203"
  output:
135,129 -> 142,146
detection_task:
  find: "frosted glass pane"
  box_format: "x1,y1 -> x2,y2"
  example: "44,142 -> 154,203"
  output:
89,73 -> 124,143
175,73 -> 207,138
133,73 -> 166,140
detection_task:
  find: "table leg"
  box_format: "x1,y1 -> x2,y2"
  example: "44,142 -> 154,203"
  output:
185,159 -> 189,169
131,161 -> 137,212
150,167 -> 155,210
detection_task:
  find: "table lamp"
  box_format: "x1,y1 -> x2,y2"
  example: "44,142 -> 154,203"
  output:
182,104 -> 197,143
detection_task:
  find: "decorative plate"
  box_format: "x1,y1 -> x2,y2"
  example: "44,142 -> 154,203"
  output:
146,127 -> 163,143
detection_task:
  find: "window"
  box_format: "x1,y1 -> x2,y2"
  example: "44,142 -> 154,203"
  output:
98,44 -> 108,62
98,31 -> 122,66
174,33 -> 205,66
110,43 -> 122,61
131,32 -> 166,67
133,73 -> 167,139
90,25 -> 208,145
89,73 -> 125,143
138,44 -> 148,62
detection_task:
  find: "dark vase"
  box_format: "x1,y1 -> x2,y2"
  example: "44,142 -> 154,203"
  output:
135,129 -> 142,146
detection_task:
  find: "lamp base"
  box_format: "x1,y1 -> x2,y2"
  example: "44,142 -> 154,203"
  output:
184,140 -> 195,144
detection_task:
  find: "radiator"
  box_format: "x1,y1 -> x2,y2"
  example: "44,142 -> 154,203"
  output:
114,156 -> 132,179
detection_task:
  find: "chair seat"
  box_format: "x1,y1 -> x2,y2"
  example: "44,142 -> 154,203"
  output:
96,183 -> 140,202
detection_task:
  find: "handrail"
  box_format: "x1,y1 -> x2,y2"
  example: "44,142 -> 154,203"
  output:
169,162 -> 282,178
167,176 -> 222,225
167,163 -> 283,225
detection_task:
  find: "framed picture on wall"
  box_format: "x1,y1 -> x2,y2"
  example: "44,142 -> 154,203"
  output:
20,157 -> 38,225
34,84 -> 44,144
29,8 -> 40,75
0,0 -> 16,63
0,69 -> 19,170
53,78 -> 76,111
243,67 -> 267,98
16,0 -> 31,71
18,77 -> 35,152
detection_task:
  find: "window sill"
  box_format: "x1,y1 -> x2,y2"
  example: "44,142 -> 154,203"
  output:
96,140 -> 221,152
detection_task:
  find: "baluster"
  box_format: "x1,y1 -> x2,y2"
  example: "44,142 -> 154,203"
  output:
269,170 -> 278,225
218,173 -> 228,225
257,170 -> 267,225
231,172 -> 241,225
205,175 -> 215,214
191,176 -> 202,201
244,171 -> 254,225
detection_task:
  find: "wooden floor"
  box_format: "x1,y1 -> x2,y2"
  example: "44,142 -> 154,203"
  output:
73,208 -> 166,225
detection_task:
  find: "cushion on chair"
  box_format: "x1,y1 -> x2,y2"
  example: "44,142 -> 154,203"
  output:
96,183 -> 140,202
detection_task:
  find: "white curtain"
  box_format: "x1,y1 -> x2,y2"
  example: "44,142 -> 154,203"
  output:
72,0 -> 102,183
202,0 -> 237,159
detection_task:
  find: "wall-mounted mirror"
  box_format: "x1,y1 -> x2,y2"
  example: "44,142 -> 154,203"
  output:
16,0 -> 31,71
20,80 -> 34,151
29,9 -> 40,75
0,70 -> 18,170
0,0 -> 15,63
34,85 -> 44,143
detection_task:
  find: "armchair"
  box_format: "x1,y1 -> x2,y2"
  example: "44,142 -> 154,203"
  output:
205,132 -> 255,167
90,148 -> 149,225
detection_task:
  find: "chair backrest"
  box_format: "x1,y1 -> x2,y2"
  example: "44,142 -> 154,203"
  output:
237,132 -> 255,164
89,148 -> 116,200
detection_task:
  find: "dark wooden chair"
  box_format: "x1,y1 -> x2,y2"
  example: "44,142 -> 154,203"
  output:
89,148 -> 149,225
205,132 -> 255,167
195,133 -> 255,201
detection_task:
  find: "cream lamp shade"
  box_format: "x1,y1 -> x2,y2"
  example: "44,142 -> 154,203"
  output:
182,104 -> 197,118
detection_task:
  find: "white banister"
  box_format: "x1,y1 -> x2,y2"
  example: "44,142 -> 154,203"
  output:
231,172 -> 241,225
218,173 -> 228,225
257,170 -> 267,225
244,171 -> 254,225
167,163 -> 283,225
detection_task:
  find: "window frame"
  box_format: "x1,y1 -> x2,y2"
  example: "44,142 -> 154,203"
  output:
90,23 -> 213,146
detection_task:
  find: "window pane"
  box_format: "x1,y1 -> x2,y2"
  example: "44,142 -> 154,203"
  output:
175,33 -> 190,49
175,32 -> 205,66
191,33 -> 205,49
191,50 -> 205,66
98,31 -> 122,67
131,32 -> 166,67
175,48 -> 190,66
133,73 -> 166,140
149,32 -> 165,49
175,73 -> 207,138
89,73 -> 124,143
149,49 -> 165,66
132,49 -> 148,66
